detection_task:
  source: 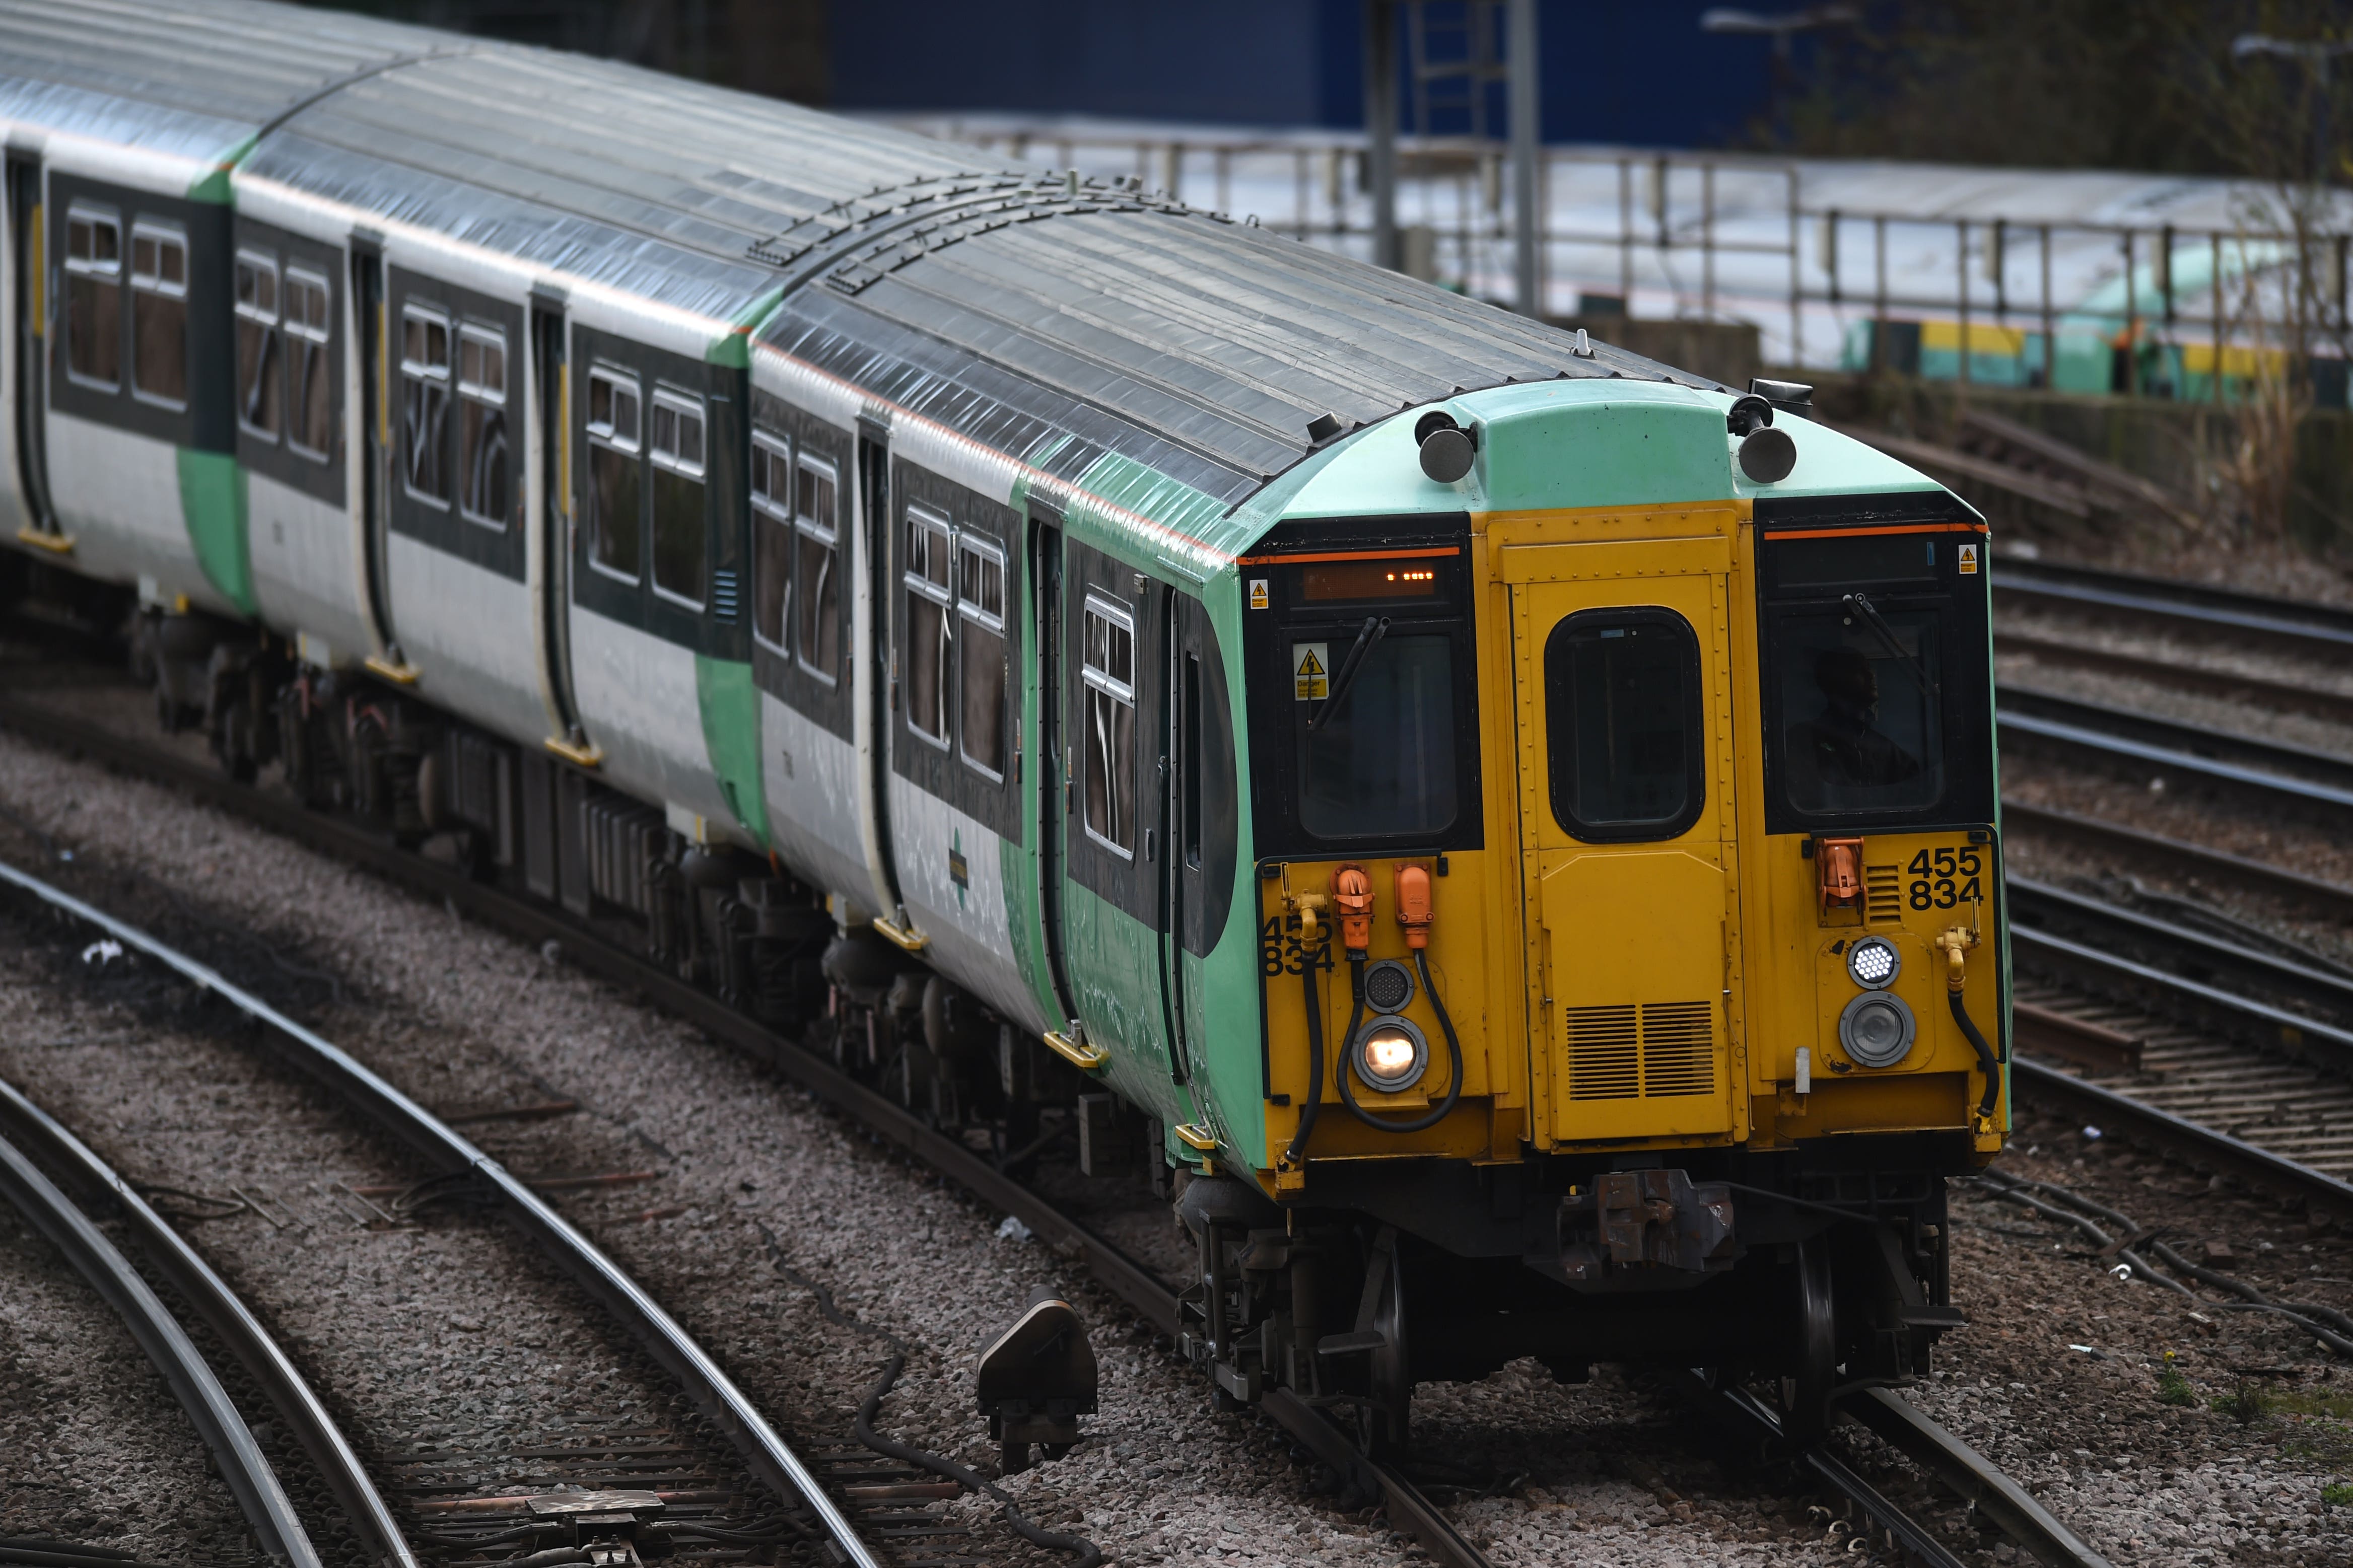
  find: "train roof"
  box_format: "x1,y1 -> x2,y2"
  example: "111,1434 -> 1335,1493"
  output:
1,0 -> 1740,525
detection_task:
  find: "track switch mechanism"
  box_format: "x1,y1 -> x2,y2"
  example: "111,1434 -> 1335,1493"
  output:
522,1490 -> 668,1565
976,1286 -> 1097,1474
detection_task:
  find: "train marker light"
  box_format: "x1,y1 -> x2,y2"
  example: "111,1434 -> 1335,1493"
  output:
1838,990 -> 1916,1067
1846,936 -> 1901,989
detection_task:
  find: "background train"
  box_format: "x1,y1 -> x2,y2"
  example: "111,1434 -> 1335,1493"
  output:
0,0 -> 2007,1448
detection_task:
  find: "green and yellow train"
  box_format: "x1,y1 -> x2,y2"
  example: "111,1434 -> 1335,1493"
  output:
0,0 -> 2006,1445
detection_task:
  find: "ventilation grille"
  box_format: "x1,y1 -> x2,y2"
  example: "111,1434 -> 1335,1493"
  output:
1865,863 -> 1905,924
711,568 -> 741,623
1566,1006 -> 1639,1100
1566,1002 -> 1716,1100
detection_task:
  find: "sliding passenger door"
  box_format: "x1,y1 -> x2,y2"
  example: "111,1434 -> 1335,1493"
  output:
529,292 -> 583,746
349,236 -> 400,669
6,150 -> 56,541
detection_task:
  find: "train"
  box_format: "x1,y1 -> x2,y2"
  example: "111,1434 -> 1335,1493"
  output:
0,0 -> 2006,1451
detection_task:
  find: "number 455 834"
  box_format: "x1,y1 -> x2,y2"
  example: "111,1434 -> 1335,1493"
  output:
1907,846 -> 1983,911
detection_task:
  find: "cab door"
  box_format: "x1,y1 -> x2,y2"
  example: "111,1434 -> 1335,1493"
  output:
1504,535 -> 1743,1147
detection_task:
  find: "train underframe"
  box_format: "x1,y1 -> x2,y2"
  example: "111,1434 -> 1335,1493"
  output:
74,591 -> 1967,1456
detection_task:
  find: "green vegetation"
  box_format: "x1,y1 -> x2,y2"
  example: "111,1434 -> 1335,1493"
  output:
2156,1352 -> 2197,1408
2323,1481 -> 2353,1507
2215,1382 -> 2272,1424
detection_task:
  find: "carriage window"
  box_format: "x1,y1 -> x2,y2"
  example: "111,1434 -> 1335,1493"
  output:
1298,634 -> 1457,839
1081,596 -> 1136,856
284,270 -> 331,459
400,305 -> 450,504
235,253 -> 281,438
457,325 -> 508,528
129,222 -> 186,407
650,390 -> 705,607
585,368 -> 642,582
751,433 -> 791,649
794,458 -> 840,683
1545,609 -> 1705,842
1772,606 -> 1944,817
958,536 -> 1007,778
64,207 -> 121,390
904,507 -> 952,747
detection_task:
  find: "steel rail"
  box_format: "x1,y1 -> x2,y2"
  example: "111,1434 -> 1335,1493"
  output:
1991,559 -> 2353,654
2000,687 -> 2353,791
1996,705 -> 2353,824
0,856 -> 882,1568
1992,630 -> 2353,727
0,1076 -> 416,1568
2009,877 -> 2353,1024
2011,924 -> 2353,1071
1998,800 -> 2353,920
0,1099 -> 318,1567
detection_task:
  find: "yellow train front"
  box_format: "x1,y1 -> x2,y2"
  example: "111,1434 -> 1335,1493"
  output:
1183,376 -> 2004,1447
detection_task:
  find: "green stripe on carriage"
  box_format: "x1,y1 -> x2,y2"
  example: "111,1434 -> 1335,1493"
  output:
176,449 -> 253,615
694,653 -> 768,847
186,135 -> 256,205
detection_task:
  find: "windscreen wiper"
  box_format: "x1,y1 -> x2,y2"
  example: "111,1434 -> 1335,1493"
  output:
1841,592 -> 1926,685
1310,615 -> 1390,731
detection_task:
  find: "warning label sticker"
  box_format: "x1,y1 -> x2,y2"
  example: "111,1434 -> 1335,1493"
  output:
1249,578 -> 1270,610
1957,543 -> 1979,575
1292,643 -> 1329,701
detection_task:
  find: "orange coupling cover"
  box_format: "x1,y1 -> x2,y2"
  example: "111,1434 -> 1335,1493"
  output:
1331,864 -> 1373,953
1816,836 -> 1863,912
1394,864 -> 1432,949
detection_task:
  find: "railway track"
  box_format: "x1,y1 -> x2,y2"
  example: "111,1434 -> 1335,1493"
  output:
1996,686 -> 2353,826
0,681 -> 2118,1568
1991,557 -> 2353,658
0,855 -> 882,1568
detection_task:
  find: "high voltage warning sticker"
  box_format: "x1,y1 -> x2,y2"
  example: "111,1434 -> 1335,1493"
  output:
1958,543 -> 1979,575
1292,643 -> 1329,700
1249,578 -> 1269,610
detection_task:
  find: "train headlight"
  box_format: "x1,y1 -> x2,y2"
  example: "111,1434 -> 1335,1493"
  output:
1846,936 -> 1901,990
1838,990 -> 1917,1068
1354,1017 -> 1428,1091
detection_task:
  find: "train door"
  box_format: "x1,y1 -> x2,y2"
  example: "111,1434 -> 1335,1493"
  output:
1506,539 -> 1742,1147
349,236 -> 402,672
857,419 -> 909,934
1028,510 -> 1078,1029
529,292 -> 585,748
7,150 -> 57,541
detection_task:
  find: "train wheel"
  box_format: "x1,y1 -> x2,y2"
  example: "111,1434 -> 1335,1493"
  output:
1356,1229 -> 1412,1457
1780,1235 -> 1836,1446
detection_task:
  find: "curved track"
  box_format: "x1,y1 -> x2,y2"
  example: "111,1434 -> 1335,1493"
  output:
0,851 -> 882,1568
1990,557 -> 2353,656
0,682 -> 2125,1568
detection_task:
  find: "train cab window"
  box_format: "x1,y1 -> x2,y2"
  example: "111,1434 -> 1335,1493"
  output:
650,390 -> 705,607
1772,607 -> 1944,815
457,326 -> 509,528
1298,633 -> 1457,839
284,270 -> 332,459
400,306 -> 451,504
957,536 -> 1007,779
1544,609 -> 1705,842
585,368 -> 642,582
129,222 -> 187,408
750,433 -> 791,649
903,506 -> 952,746
793,457 -> 840,683
235,253 -> 282,438
65,206 -> 121,390
1081,596 -> 1137,857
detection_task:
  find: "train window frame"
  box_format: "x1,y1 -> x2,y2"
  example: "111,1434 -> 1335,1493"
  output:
127,219 -> 187,410
647,386 -> 706,610
234,250 -> 282,440
902,504 -> 954,750
584,364 -> 643,586
956,532 -> 1008,781
282,268 -> 332,461
1543,605 -> 1708,845
792,454 -> 841,685
399,303 -> 452,508
64,203 -> 122,392
749,429 -> 792,654
455,323 -> 509,530
1080,593 -> 1138,860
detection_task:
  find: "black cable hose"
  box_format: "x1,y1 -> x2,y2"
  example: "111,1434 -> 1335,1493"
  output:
758,1228 -> 1103,1568
1280,952 -> 1325,1166
1948,989 -> 2001,1117
1338,950 -> 1463,1134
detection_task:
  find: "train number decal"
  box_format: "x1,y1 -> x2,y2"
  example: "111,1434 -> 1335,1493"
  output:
1260,915 -> 1335,977
1906,846 -> 1983,911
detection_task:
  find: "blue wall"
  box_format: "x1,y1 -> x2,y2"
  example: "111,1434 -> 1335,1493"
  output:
830,1 -> 1795,149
